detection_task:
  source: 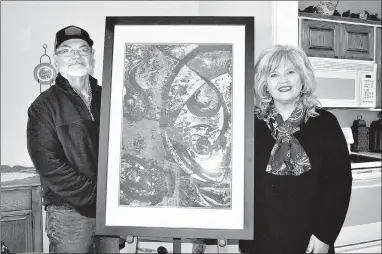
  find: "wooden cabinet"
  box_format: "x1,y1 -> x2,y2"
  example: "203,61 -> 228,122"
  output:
341,24 -> 374,60
1,211 -> 33,252
301,19 -> 375,61
301,20 -> 340,58
1,177 -> 43,253
376,27 -> 381,108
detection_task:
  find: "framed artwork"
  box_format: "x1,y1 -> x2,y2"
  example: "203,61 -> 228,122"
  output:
97,16 -> 254,240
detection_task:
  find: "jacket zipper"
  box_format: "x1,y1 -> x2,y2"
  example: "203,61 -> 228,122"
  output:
73,90 -> 94,121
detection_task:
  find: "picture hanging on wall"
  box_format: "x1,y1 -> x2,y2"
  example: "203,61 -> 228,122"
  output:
96,16 -> 254,240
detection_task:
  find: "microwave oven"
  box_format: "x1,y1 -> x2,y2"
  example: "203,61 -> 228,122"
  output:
309,57 -> 377,108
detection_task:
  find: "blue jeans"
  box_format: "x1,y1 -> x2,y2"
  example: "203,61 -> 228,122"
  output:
45,205 -> 120,253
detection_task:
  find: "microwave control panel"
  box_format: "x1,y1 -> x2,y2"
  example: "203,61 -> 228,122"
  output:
361,74 -> 376,107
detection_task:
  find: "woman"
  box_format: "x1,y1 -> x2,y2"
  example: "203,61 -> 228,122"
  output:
239,45 -> 352,254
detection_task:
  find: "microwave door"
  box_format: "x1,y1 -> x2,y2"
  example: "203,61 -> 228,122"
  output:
314,70 -> 360,108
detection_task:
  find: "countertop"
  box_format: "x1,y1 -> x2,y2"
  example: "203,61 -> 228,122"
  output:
350,152 -> 381,171
1,165 -> 40,188
351,151 -> 382,159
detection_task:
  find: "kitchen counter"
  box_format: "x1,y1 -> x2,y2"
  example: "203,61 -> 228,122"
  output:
351,151 -> 381,159
350,152 -> 382,171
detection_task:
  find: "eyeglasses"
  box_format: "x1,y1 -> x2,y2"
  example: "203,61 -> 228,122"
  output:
55,47 -> 92,57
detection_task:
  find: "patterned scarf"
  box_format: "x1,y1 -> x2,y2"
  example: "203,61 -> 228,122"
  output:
263,102 -> 311,176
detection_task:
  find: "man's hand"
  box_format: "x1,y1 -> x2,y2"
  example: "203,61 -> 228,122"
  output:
306,234 -> 329,253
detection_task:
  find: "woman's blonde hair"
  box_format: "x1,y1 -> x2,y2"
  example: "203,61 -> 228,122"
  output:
254,45 -> 321,121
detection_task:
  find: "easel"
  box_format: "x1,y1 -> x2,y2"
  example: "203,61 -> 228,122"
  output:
217,239 -> 229,253
125,235 -> 230,253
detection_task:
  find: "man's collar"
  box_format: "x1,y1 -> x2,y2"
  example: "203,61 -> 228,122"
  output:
55,73 -> 98,94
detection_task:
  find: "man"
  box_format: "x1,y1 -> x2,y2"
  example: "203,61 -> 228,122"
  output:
26,25 -> 120,253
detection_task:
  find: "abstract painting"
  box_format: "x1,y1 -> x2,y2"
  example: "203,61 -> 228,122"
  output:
119,44 -> 232,209
97,16 -> 254,240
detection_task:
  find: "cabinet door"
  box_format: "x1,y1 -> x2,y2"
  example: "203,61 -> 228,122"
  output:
341,24 -> 374,61
1,211 -> 33,253
301,19 -> 340,58
1,185 -> 43,253
376,27 -> 381,108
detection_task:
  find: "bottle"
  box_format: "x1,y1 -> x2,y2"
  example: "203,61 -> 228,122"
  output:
351,115 -> 369,152
369,118 -> 382,152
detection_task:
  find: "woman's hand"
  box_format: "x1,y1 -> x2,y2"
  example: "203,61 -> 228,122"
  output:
306,234 -> 329,253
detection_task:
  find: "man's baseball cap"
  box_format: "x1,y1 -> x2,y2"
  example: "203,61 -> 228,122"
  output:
54,25 -> 94,50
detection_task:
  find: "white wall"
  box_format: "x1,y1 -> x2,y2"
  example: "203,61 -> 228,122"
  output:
198,1 -> 273,60
1,0 -> 276,167
298,1 -> 382,16
272,1 -> 299,46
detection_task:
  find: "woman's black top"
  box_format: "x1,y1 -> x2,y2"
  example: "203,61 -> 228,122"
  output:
239,109 -> 352,254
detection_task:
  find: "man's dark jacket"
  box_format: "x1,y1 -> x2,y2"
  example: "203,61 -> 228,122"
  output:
27,73 -> 101,218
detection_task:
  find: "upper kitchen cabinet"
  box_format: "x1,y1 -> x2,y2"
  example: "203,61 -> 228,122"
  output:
341,24 -> 374,60
299,13 -> 380,61
301,20 -> 340,58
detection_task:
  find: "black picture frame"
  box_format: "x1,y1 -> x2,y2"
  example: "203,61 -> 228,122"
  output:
96,16 -> 254,240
